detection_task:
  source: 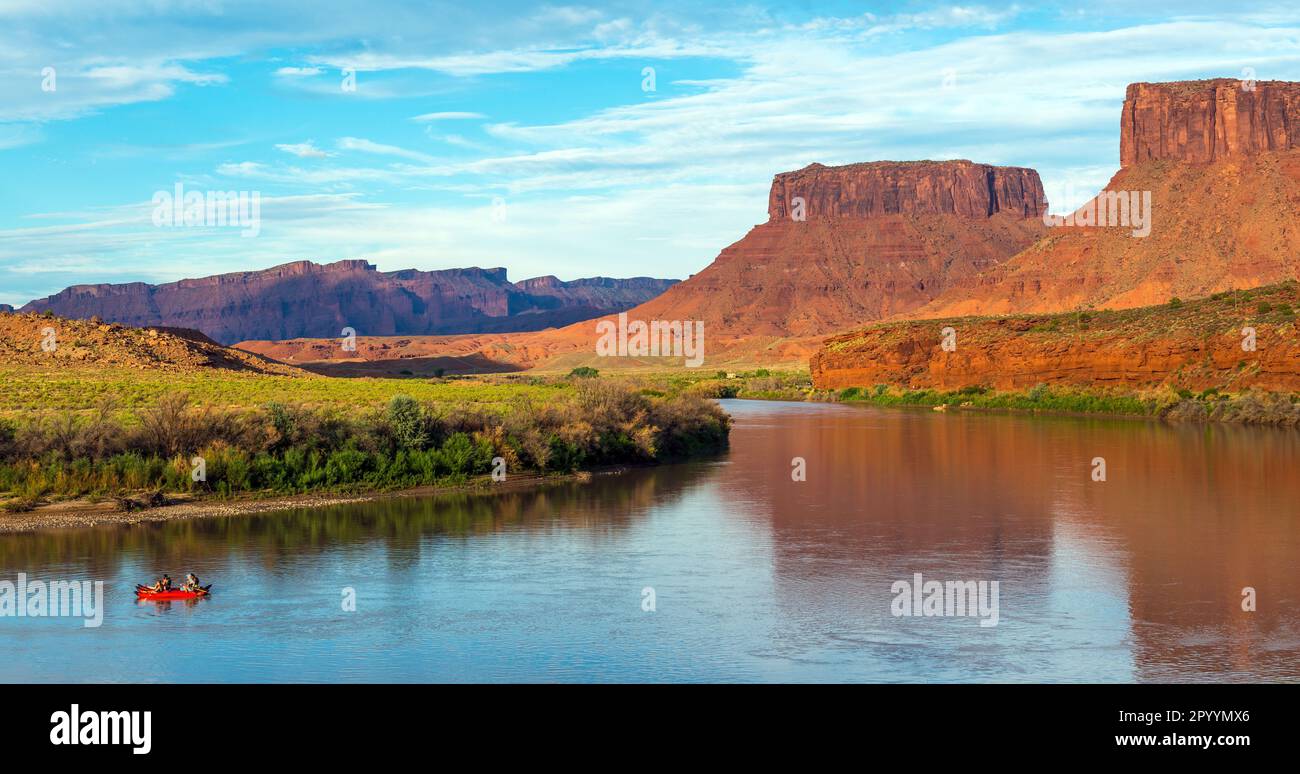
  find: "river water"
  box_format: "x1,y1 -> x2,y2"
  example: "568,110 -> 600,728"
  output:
2,399 -> 1297,682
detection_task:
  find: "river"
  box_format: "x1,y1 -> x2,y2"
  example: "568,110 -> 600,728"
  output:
2,399 -> 1297,682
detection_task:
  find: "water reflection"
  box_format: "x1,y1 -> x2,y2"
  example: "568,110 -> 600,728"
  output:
1,399 -> 1296,682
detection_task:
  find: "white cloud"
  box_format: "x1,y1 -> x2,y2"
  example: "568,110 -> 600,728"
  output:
274,66 -> 324,76
275,140 -> 335,158
410,111 -> 486,122
337,137 -> 438,163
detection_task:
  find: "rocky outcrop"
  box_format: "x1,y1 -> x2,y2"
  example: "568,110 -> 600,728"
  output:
244,159 -> 1052,371
0,312 -> 308,375
629,160 -> 1047,339
919,78 -> 1300,318
1121,79 -> 1300,166
766,160 -> 1045,220
19,260 -> 677,344
812,283 -> 1300,392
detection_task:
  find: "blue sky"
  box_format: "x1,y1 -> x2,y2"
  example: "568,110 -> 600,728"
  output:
2,1 -> 1300,306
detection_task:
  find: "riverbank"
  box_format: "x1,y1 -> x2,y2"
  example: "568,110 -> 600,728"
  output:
0,467 -> 617,533
0,370 -> 731,517
617,369 -> 1300,428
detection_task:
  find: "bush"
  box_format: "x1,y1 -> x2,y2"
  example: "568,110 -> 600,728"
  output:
386,395 -> 432,451
568,367 -> 599,378
0,382 -> 732,502
324,448 -> 371,485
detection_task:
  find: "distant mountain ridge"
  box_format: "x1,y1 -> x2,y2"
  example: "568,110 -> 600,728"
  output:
19,259 -> 678,344
237,159 -> 1050,373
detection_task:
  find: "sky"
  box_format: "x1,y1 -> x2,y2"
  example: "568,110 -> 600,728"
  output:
2,1 -> 1300,307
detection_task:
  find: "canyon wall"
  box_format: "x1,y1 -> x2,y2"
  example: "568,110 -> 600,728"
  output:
1121,79 -> 1300,166
917,78 -> 1300,318
812,285 -> 1300,392
20,260 -> 677,344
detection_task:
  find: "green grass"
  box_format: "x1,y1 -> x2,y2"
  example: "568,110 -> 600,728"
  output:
835,384 -> 1150,416
0,374 -> 732,507
831,382 -> 1300,426
0,368 -> 561,418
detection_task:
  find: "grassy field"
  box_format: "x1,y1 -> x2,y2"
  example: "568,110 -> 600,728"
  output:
0,367 -> 562,417
0,367 -> 732,510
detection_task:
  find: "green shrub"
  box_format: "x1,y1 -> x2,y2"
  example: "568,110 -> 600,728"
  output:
386,395 -> 431,451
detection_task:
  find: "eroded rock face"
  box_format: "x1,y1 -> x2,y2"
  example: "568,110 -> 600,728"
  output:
1121,79 -> 1300,166
234,159 -> 1051,369
766,160 -> 1045,221
919,79 -> 1300,319
811,284 -> 1300,393
622,160 -> 1048,339
19,260 -> 677,344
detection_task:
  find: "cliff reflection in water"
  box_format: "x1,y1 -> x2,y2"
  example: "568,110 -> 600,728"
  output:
2,399 -> 1296,682
716,400 -> 1300,681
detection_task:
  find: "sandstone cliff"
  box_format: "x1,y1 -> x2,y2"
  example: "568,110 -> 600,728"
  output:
812,283 -> 1300,392
767,160 -> 1044,220
625,159 -> 1046,339
919,79 -> 1300,317
19,260 -> 677,345
1122,79 -> 1300,165
238,160 -> 1050,372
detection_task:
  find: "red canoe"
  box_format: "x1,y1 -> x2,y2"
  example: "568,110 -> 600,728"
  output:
135,584 -> 212,600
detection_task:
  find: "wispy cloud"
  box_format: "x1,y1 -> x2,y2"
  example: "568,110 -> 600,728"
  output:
4,2 -> 1300,304
275,140 -> 336,158
337,137 -> 438,163
410,111 -> 486,122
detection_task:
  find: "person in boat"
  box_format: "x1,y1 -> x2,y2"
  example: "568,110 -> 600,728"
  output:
181,573 -> 202,592
149,574 -> 172,592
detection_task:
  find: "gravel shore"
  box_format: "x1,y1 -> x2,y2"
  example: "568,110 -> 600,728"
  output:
0,471 -> 595,534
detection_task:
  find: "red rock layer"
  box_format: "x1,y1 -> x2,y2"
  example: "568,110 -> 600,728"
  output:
246,160 -> 1049,371
766,160 -> 1045,220
919,79 -> 1300,318
811,285 -> 1300,392
19,260 -> 677,345
1122,79 -> 1300,166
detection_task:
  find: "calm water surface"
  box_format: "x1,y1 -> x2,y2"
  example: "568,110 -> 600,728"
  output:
2,399 -> 1298,682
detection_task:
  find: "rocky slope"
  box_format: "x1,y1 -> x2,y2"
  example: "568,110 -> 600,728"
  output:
633,160 -> 1046,338
812,282 -> 1300,392
918,79 -> 1300,317
19,260 -> 677,345
0,311 -> 307,375
249,160 -> 1050,373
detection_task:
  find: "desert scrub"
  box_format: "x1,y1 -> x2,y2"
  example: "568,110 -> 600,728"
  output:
831,381 -> 1300,427
0,383 -> 730,504
836,383 -> 1150,416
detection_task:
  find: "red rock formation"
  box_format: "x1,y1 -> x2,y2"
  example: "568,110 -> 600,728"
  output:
629,160 -> 1046,340
811,283 -> 1300,392
1121,79 -> 1300,166
767,160 -> 1045,220
0,312 -> 308,375
19,260 -> 677,344
240,160 -> 1049,371
919,78 -> 1300,318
